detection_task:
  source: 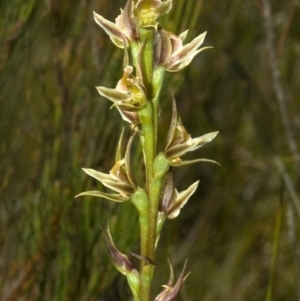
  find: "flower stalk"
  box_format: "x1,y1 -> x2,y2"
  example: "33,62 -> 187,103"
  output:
76,1 -> 218,300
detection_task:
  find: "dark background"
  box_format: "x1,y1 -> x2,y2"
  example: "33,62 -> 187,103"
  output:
1,0 -> 300,300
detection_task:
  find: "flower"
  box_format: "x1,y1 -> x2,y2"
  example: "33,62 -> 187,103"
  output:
93,0 -> 138,48
75,130 -> 136,202
154,259 -> 190,301
160,171 -> 199,219
96,65 -> 147,113
134,0 -> 172,28
155,27 -> 212,72
164,95 -> 219,166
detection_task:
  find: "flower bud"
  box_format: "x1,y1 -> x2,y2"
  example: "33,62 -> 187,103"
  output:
154,259 -> 190,301
102,224 -> 133,276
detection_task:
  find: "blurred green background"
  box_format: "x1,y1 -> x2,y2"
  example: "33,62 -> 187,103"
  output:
1,0 -> 300,300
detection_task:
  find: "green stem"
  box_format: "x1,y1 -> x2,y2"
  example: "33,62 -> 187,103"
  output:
139,28 -> 154,93
138,101 -> 155,260
138,101 -> 155,301
136,25 -> 166,301
265,200 -> 282,301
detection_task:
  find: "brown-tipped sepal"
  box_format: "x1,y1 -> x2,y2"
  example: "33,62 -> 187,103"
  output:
102,224 -> 134,275
164,95 -> 219,167
103,225 -> 141,300
154,259 -> 190,301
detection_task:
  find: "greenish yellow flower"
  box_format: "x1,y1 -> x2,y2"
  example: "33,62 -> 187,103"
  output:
76,131 -> 136,202
134,0 -> 172,28
96,65 -> 147,113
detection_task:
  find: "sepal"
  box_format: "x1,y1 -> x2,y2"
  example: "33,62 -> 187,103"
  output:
75,191 -> 131,202
166,181 -> 199,219
93,0 -> 138,48
159,171 -> 199,219
101,224 -> 134,275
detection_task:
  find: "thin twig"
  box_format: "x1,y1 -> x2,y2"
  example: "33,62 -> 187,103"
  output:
274,157 -> 300,220
261,0 -> 300,171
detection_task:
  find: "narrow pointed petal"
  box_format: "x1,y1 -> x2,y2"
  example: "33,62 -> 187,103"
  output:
157,0 -> 173,15
117,108 -> 138,124
168,32 -> 207,65
82,168 -> 134,195
165,141 -> 196,159
75,191 -> 131,202
82,168 -> 112,181
160,170 -> 175,212
165,94 -> 178,151
167,181 -> 199,219
166,258 -> 175,286
115,102 -> 146,112
137,40 -> 146,83
158,29 -> 173,65
165,259 -> 189,300
96,86 -> 131,103
116,128 -> 125,162
178,30 -> 188,41
193,131 -> 219,149
101,178 -> 135,195
93,11 -> 125,48
122,0 -> 137,40
166,131 -> 219,159
170,158 -> 220,167
168,46 -> 213,73
102,224 -> 133,275
125,134 -> 137,188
